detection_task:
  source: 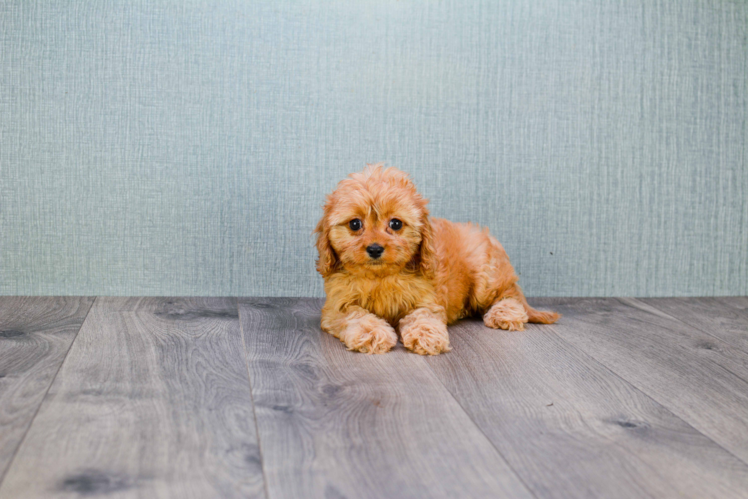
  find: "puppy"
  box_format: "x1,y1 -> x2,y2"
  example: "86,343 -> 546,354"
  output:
314,164 -> 560,355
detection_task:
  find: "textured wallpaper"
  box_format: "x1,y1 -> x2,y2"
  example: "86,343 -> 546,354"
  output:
1,0 -> 746,297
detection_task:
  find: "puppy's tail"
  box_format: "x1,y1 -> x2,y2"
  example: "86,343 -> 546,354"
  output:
506,284 -> 561,324
526,306 -> 561,324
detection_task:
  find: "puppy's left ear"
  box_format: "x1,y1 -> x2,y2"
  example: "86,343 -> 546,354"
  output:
418,214 -> 438,279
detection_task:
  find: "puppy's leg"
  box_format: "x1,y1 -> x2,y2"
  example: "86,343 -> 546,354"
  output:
483,283 -> 560,330
321,306 -> 397,354
483,297 -> 529,331
399,305 -> 450,355
466,230 -> 559,331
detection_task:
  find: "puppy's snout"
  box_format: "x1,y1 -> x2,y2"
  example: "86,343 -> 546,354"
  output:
366,243 -> 385,259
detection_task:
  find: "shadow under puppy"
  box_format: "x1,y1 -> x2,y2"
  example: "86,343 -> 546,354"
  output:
314,164 -> 560,355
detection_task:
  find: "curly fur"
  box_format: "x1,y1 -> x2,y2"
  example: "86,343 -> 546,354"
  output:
315,164 -> 560,355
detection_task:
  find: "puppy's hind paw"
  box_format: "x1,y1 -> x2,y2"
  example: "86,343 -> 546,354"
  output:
342,315 -> 397,354
484,298 -> 529,331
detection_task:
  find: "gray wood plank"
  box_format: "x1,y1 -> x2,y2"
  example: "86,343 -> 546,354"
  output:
0,296 -> 94,485
717,296 -> 748,314
732,296 -> 748,310
531,297 -> 748,466
639,297 -> 748,354
425,318 -> 748,498
0,297 -> 265,498
239,297 -> 531,499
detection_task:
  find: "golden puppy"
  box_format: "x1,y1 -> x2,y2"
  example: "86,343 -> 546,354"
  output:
314,164 -> 560,355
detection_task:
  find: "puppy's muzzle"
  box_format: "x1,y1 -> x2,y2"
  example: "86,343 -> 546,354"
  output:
366,243 -> 384,259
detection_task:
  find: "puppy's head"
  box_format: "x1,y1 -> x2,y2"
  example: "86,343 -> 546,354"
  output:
315,164 -> 436,278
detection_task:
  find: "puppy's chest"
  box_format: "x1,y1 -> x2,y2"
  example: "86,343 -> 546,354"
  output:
355,276 -> 430,323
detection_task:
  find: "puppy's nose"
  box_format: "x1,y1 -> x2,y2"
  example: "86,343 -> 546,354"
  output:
366,243 -> 384,259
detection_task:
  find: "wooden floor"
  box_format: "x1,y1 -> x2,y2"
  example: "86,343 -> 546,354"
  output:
1,297 -> 747,498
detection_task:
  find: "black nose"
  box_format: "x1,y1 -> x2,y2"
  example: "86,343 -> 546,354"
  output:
366,244 -> 384,259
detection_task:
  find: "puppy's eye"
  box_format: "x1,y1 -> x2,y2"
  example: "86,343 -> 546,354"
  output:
389,218 -> 403,230
349,219 -> 362,231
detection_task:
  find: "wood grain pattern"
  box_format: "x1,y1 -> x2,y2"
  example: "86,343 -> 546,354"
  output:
4,296 -> 747,498
640,297 -> 748,354
0,298 -> 265,498
239,297 -> 531,499
425,318 -> 748,497
723,296 -> 748,313
0,296 -> 94,484
531,297 -> 748,465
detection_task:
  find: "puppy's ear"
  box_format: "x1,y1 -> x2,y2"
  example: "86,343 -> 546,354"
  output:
417,214 -> 438,279
314,210 -> 338,278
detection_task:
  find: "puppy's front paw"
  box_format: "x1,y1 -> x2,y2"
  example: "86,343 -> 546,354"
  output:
342,315 -> 397,354
484,298 -> 528,331
400,318 -> 450,355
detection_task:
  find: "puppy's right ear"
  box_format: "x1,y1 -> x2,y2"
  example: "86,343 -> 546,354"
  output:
314,211 -> 338,278
417,212 -> 438,280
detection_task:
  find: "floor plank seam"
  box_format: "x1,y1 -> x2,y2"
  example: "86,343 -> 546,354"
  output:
421,357 -> 539,499
237,300 -> 271,500
621,298 -> 748,387
0,296 -> 97,488
627,298 -> 748,357
544,321 -> 748,471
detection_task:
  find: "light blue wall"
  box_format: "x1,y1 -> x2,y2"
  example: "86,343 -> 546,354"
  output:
1,0 -> 746,297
